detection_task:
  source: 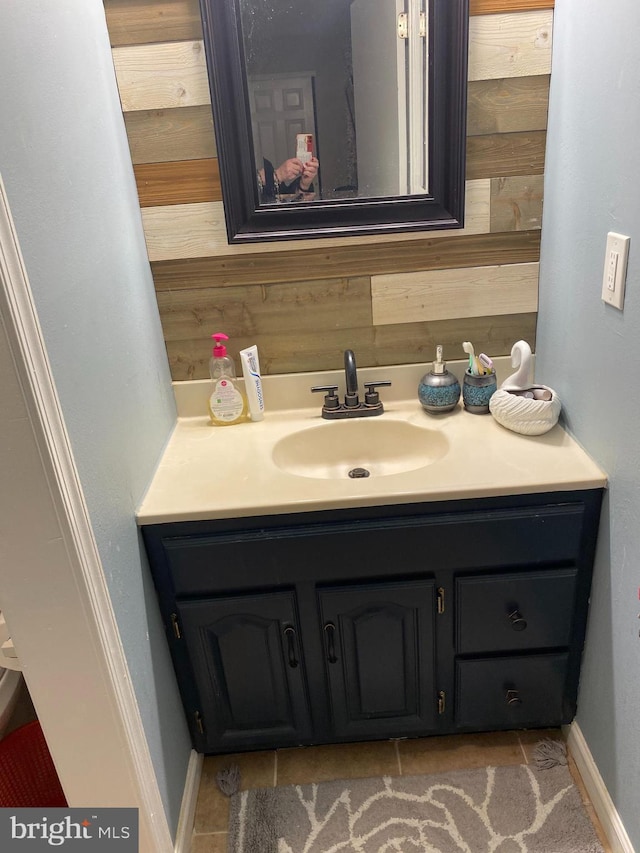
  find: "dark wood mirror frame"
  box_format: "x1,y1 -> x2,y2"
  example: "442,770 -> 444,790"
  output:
199,0 -> 469,244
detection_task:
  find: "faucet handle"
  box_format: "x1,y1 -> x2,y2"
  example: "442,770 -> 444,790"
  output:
311,385 -> 340,410
363,380 -> 391,406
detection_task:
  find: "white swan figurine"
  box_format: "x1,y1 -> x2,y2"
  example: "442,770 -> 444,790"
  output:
490,339 -> 561,434
500,340 -> 533,391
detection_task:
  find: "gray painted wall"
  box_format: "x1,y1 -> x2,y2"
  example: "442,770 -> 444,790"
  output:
536,0 -> 640,847
0,0 -> 190,836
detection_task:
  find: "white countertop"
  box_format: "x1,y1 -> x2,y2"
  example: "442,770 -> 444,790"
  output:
136,360 -> 607,525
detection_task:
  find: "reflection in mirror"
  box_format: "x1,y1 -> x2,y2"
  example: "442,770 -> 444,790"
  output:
241,0 -> 429,203
199,0 -> 469,242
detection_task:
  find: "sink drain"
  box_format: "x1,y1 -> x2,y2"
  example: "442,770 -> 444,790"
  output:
348,467 -> 370,479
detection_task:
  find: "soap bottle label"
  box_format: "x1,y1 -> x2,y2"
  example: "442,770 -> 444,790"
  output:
209,379 -> 244,422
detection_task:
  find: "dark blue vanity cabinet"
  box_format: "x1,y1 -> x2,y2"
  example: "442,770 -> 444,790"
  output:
141,489 -> 603,754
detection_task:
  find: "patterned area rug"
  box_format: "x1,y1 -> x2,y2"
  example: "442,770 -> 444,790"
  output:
227,763 -> 604,852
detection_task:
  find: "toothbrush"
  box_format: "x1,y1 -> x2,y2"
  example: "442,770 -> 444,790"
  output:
462,341 -> 476,375
478,353 -> 494,374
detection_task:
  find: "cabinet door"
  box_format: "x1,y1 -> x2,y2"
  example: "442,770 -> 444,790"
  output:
318,581 -> 438,739
177,592 -> 312,752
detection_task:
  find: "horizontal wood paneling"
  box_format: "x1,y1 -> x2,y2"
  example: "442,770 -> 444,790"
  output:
150,231 -> 541,289
468,11 -> 552,81
166,313 -> 538,380
114,12 -> 553,115
133,142 -> 545,209
467,76 -> 549,136
104,0 -> 553,50
104,0 -> 203,47
134,158 -> 221,206
134,146 -> 543,208
124,106 -> 216,164
133,143 -> 546,209
372,263 -> 539,325
167,326 -> 377,379
140,180 -> 491,261
157,277 -> 372,342
373,314 -> 538,363
128,99 -> 549,206
106,4 -> 552,379
103,0 -> 552,51
103,0 -> 553,50
490,175 -> 544,231
470,0 -> 553,13
467,131 -> 546,180
112,41 -> 209,111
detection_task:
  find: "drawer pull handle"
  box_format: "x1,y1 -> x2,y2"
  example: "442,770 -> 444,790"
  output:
324,622 -> 338,664
283,626 -> 299,668
506,688 -> 523,706
508,609 -> 528,631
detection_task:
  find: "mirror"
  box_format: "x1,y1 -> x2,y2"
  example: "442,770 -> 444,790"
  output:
200,0 -> 469,243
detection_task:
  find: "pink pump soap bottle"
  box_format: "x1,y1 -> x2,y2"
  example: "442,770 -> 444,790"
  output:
208,333 -> 247,425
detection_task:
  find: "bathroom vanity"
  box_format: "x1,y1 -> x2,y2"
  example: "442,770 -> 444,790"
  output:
137,364 -> 607,755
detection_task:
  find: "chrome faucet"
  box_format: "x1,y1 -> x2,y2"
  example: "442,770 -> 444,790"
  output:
311,349 -> 391,419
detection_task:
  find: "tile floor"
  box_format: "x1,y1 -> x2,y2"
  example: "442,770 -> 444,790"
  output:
191,729 -> 611,852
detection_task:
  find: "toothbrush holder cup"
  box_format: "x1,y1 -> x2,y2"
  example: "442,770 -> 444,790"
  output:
462,369 -> 497,414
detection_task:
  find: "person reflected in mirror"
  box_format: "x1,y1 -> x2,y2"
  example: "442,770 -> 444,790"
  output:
257,156 -> 319,203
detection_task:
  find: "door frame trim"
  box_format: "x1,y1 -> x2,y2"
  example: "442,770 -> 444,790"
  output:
0,174 -> 173,851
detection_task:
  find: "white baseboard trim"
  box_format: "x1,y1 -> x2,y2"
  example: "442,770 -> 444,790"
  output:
174,750 -> 204,853
565,722 -> 635,853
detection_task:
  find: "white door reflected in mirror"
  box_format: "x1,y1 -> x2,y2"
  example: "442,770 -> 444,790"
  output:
240,0 -> 429,203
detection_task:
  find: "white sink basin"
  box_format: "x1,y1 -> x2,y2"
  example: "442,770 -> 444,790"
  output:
271,418 -> 449,479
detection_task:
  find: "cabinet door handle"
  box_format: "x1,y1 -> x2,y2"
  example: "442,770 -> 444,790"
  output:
508,608 -> 528,631
283,626 -> 299,668
505,688 -> 523,706
324,622 -> 338,664
194,710 -> 204,734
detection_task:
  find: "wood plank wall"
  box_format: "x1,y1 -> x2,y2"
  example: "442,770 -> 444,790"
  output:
104,0 -> 554,380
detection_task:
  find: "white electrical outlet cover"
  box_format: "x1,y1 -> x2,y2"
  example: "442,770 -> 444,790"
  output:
601,232 -> 630,310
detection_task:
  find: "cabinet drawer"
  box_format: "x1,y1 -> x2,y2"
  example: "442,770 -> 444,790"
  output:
456,569 -> 577,654
455,653 -> 568,729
